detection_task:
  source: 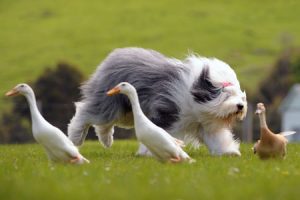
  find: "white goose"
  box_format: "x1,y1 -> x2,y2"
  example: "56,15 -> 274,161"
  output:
5,83 -> 89,164
107,82 -> 194,163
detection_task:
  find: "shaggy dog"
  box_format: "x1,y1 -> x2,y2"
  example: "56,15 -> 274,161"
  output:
68,47 -> 247,156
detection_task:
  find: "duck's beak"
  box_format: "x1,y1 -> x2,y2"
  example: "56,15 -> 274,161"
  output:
5,88 -> 19,97
107,87 -> 120,96
255,109 -> 261,115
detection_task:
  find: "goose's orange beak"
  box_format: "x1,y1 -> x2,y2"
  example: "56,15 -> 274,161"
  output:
107,87 -> 120,96
5,88 -> 19,97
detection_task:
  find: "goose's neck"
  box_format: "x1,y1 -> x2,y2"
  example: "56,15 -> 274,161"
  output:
126,92 -> 146,123
24,92 -> 46,125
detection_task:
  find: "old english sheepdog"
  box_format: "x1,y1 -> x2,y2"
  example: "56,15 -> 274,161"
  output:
68,47 -> 247,156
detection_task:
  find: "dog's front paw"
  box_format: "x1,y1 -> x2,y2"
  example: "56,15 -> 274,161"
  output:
210,145 -> 241,157
222,140 -> 241,156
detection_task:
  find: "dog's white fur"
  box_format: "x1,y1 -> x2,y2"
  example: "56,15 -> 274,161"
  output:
164,56 -> 247,156
68,47 -> 247,156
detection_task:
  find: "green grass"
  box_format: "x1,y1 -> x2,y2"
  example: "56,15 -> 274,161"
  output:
0,140 -> 300,200
1,0 -> 300,97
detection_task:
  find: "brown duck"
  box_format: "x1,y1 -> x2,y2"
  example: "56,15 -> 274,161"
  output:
253,103 -> 295,159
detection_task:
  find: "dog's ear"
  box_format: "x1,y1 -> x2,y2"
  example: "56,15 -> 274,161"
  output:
190,66 -> 221,103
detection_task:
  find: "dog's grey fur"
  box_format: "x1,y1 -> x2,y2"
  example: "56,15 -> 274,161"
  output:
68,47 -> 247,156
81,48 -> 184,128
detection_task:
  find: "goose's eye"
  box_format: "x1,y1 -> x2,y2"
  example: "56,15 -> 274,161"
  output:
20,85 -> 24,88
121,83 -> 125,87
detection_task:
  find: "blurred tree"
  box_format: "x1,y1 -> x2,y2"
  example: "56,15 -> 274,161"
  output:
251,48 -> 300,140
0,113 -> 33,144
0,61 -> 84,143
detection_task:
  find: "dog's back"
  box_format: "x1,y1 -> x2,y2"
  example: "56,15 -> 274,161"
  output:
80,47 -> 187,129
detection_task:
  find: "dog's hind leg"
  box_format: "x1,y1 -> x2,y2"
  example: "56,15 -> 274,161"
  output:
94,124 -> 115,148
68,102 -> 91,146
68,115 -> 91,146
68,121 -> 90,147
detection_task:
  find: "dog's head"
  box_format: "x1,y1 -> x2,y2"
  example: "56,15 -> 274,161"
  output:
190,58 -> 247,122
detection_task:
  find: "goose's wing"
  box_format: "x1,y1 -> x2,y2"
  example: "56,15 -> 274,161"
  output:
43,145 -> 59,162
38,126 -> 80,158
138,126 -> 179,159
48,127 -> 90,163
159,129 -> 185,147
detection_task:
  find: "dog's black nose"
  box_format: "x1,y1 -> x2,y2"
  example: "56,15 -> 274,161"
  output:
237,104 -> 244,110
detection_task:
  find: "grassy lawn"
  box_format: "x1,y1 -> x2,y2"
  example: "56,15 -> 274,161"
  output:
0,140 -> 299,200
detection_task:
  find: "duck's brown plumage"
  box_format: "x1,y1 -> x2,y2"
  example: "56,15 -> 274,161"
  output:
253,103 -> 289,159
